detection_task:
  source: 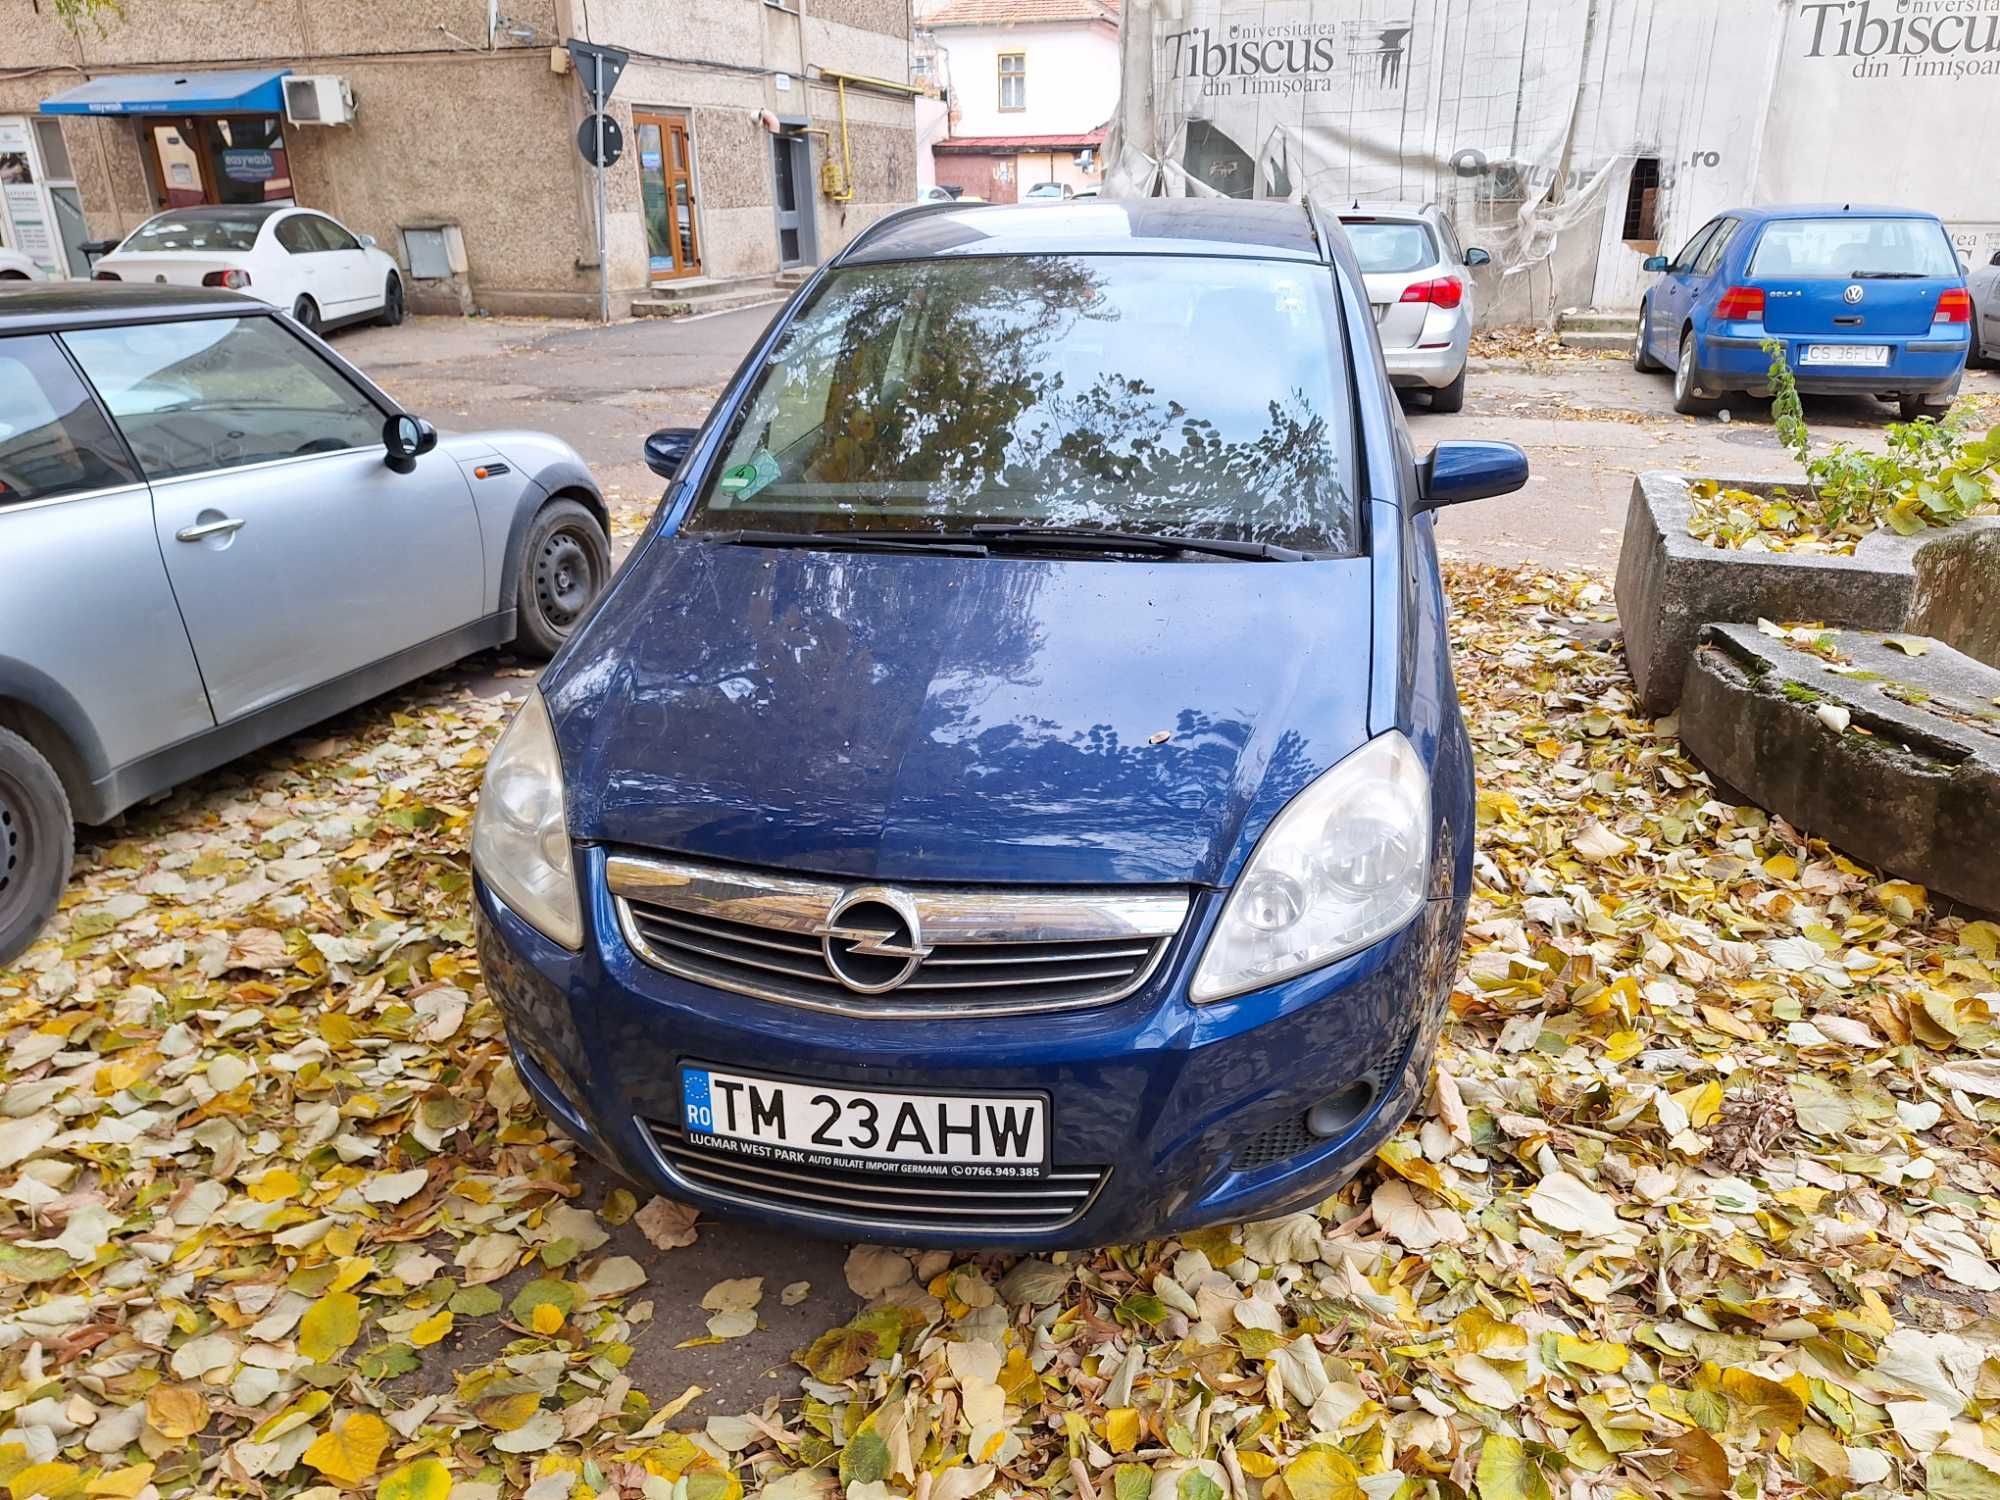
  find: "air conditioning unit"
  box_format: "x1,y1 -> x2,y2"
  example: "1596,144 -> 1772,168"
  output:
284,76 -> 355,126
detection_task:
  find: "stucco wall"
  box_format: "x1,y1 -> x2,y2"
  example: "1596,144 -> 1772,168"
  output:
933,20 -> 1118,138
12,0 -> 915,314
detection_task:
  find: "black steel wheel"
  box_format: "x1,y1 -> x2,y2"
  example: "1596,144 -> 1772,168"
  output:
377,275 -> 405,327
514,499 -> 612,658
0,729 -> 72,970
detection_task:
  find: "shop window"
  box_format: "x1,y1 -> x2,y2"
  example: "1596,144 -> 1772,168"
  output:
145,114 -> 292,210
1622,156 -> 1660,243
998,54 -> 1025,111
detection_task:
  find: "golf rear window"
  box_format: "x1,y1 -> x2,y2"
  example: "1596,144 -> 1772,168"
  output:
1341,220 -> 1437,275
1749,218 -> 1958,279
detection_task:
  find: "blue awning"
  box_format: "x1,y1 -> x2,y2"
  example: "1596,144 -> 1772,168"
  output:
41,69 -> 291,117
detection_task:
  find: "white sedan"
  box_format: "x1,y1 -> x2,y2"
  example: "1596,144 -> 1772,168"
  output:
0,247 -> 40,281
93,204 -> 404,333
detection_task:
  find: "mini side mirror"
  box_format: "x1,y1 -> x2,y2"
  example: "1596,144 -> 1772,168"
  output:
1464,247 -> 1492,267
1416,441 -> 1529,513
358,233 -> 378,248
383,413 -> 438,474
1643,254 -> 1670,273
645,426 -> 699,479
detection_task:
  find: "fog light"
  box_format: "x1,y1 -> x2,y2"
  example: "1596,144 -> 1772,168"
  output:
1306,1082 -> 1375,1139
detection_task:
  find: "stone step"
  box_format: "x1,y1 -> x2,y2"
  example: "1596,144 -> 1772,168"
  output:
631,284 -> 791,319
1554,329 -> 1634,352
1559,309 -> 1640,334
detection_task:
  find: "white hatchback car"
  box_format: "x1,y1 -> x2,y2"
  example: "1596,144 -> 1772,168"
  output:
93,204 -> 404,334
1339,201 -> 1490,413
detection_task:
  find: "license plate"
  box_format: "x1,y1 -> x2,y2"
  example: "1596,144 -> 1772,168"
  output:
679,1065 -> 1049,1179
1800,343 -> 1891,367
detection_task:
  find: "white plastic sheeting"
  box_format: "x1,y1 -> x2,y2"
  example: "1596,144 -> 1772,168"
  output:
1105,0 -> 2000,317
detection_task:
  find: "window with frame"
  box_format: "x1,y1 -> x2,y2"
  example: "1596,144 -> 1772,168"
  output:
1693,219 -> 1739,276
0,334 -> 139,504
998,53 -> 1025,111
62,316 -> 384,482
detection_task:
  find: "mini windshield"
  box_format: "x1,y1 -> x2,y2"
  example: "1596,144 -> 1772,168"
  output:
684,254 -> 1360,554
1749,217 -> 1959,279
123,214 -> 266,253
1341,221 -> 1436,275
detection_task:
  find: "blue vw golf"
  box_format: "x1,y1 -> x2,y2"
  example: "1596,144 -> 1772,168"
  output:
472,200 -> 1526,1246
1636,202 -> 1971,420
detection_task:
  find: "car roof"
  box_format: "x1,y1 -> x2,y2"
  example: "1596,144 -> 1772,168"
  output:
1731,204 -> 1942,223
0,282 -> 266,334
842,199 -> 1325,265
1338,200 -> 1440,222
139,203 -> 289,222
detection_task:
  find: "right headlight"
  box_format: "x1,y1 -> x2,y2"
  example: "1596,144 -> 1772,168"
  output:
1189,731 -> 1431,1004
471,690 -> 582,951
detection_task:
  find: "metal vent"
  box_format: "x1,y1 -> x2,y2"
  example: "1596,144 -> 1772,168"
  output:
643,1118 -> 1108,1234
1237,1113 -> 1317,1170
607,854 -> 1188,1019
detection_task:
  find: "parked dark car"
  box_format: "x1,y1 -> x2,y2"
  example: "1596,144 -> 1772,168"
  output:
0,284 -> 612,965
1636,203 -> 1972,419
473,200 -> 1526,1246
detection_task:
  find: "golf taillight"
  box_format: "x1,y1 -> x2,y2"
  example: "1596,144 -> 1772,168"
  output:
1714,286 -> 1766,321
1935,288 -> 1972,324
1400,275 -> 1464,310
201,269 -> 252,289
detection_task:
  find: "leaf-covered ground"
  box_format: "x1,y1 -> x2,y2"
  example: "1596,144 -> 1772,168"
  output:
3,567 -> 1997,1500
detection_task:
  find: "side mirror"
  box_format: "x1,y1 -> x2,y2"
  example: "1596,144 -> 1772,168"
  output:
1464,247 -> 1492,267
645,426 -> 699,479
383,413 -> 438,474
358,233 -> 377,248
1642,254 -> 1670,272
1416,441 -> 1529,513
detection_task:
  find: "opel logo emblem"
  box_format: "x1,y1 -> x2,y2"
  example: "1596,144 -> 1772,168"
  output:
818,888 -> 931,993
1844,284 -> 1865,305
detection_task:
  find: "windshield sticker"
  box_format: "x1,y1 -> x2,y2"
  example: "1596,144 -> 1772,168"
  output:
717,450 -> 782,500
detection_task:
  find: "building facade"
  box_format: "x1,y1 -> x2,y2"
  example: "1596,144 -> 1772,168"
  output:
2,0 -> 919,316
1106,0 -> 2000,320
917,0 -> 1118,202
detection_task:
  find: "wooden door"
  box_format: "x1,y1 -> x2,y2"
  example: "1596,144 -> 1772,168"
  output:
633,111 -> 701,280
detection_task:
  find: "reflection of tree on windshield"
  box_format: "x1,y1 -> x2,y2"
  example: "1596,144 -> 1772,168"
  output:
690,252 -> 1360,554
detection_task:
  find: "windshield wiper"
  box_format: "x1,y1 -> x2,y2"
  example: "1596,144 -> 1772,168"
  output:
965,524 -> 1307,561
1849,270 -> 1926,280
696,529 -> 989,556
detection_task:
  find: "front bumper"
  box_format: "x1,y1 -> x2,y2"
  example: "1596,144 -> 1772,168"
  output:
1698,329 -> 1968,398
478,847 -> 1462,1248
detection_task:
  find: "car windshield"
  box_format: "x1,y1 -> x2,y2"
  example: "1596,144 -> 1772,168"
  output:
1341,220 -> 1436,275
1749,217 -> 1959,279
122,214 -> 265,252
683,254 -> 1360,554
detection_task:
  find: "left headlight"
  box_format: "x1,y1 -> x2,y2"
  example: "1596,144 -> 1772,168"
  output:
471,690 -> 582,951
1189,731 -> 1431,1004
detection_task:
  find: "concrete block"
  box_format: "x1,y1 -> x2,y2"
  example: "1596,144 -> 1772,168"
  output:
1614,472 -> 1950,715
1681,624 -> 2000,913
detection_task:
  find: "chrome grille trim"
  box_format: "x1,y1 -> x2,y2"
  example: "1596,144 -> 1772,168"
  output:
607,853 -> 1188,1018
643,1118 -> 1110,1233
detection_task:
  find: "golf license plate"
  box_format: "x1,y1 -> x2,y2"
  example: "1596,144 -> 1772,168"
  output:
1801,343 -> 1890,367
679,1065 -> 1049,1179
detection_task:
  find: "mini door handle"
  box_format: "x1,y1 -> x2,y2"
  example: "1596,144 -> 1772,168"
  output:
176,516 -> 246,542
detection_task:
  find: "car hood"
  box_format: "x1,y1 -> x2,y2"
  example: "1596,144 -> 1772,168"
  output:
544,539 -> 1377,887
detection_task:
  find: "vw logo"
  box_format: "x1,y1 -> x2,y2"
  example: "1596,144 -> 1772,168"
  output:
1844,284 -> 1865,305
818,888 -> 931,993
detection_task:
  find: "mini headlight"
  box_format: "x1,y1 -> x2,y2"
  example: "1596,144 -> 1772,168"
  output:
1190,731 -> 1430,1003
470,691 -> 582,951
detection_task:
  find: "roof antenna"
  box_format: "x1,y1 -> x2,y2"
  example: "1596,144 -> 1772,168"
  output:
1843,202 -> 1851,212
1351,198 -> 1360,210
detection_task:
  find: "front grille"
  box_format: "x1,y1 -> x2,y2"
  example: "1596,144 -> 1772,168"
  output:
607,854 -> 1188,1019
643,1118 -> 1109,1233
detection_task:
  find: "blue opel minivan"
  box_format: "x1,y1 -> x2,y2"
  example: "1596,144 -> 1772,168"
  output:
1636,203 -> 1971,420
472,200 -> 1526,1246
